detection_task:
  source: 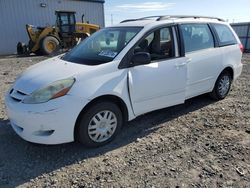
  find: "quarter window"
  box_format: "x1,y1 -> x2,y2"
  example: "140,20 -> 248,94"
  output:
180,24 -> 214,53
213,23 -> 237,46
125,31 -> 139,44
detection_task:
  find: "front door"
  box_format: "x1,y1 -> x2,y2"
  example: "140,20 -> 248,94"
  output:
127,27 -> 188,116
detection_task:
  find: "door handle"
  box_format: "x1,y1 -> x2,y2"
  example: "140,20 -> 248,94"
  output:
187,58 -> 192,63
175,62 -> 186,69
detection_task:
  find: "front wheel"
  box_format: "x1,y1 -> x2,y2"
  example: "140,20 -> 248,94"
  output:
210,71 -> 232,100
77,102 -> 123,147
40,36 -> 60,55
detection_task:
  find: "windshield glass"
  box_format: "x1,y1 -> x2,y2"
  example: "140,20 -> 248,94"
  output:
62,27 -> 142,65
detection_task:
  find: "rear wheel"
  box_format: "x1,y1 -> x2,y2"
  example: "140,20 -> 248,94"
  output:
77,102 -> 123,147
17,42 -> 28,55
210,71 -> 232,100
40,36 -> 60,55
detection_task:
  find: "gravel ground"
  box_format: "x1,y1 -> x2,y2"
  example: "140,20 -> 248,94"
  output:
0,54 -> 249,188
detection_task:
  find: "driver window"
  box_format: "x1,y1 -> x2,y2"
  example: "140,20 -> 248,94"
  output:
134,27 -> 174,61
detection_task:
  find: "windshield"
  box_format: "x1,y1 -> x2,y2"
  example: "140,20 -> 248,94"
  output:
62,27 -> 142,65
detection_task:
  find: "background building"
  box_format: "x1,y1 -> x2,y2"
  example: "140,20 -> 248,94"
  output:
231,22 -> 250,52
0,0 -> 105,55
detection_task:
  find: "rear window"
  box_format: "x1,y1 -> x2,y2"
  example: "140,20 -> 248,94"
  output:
212,24 -> 237,46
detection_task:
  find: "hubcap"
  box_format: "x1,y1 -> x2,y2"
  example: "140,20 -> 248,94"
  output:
88,110 -> 117,143
218,75 -> 230,96
46,41 -> 56,52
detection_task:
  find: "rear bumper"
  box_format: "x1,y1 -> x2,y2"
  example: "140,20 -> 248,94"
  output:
234,63 -> 243,81
5,93 -> 89,144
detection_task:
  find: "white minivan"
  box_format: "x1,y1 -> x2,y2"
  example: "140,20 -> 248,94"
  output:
5,16 -> 243,147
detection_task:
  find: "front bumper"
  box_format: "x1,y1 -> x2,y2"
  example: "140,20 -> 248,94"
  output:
5,93 -> 89,144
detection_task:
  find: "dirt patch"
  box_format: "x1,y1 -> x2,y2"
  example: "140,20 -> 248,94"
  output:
0,54 -> 249,187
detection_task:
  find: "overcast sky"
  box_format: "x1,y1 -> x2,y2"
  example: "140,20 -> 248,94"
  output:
104,0 -> 249,26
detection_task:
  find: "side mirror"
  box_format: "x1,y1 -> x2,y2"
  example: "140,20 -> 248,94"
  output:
131,52 -> 151,67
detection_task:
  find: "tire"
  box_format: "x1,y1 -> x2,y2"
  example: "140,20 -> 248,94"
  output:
210,71 -> 232,100
77,102 -> 123,147
40,36 -> 60,55
17,42 -> 28,55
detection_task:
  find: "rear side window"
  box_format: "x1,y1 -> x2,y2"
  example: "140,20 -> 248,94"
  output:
213,24 -> 237,46
180,24 -> 214,53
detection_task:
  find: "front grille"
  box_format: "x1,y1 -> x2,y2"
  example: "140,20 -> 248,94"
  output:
9,88 -> 28,102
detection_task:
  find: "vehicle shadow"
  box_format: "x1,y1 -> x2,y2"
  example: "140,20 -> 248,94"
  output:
0,94 -> 215,187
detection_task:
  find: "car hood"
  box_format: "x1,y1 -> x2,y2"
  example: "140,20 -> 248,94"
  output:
13,57 -> 98,94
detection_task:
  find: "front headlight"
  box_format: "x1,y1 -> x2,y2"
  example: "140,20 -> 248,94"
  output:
22,78 -> 75,104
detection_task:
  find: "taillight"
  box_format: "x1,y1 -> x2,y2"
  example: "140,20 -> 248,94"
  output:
239,43 -> 244,52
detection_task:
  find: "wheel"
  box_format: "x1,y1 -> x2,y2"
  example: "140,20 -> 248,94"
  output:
40,36 -> 60,55
17,42 -> 28,55
210,71 -> 232,100
77,102 -> 123,147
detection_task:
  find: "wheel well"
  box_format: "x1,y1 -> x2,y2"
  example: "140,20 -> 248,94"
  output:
74,95 -> 129,140
222,67 -> 234,80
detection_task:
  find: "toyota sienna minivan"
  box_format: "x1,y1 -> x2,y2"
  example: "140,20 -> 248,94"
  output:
5,15 -> 243,147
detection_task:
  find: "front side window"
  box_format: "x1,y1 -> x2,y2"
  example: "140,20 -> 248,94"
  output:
180,24 -> 214,53
62,27 -> 142,65
134,27 -> 174,61
213,23 -> 237,46
60,14 -> 69,25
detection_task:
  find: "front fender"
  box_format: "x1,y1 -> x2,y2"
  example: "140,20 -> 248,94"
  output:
69,62 -> 135,120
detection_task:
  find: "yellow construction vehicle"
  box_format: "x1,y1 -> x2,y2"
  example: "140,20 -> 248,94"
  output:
17,10 -> 100,55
